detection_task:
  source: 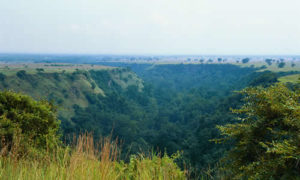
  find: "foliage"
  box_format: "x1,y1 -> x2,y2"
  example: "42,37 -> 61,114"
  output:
0,91 -> 60,156
249,71 -> 278,87
122,63 -> 256,93
67,64 -> 261,174
0,73 -> 6,81
36,68 -> 44,73
215,83 -> 300,179
125,152 -> 186,179
278,62 -> 286,68
16,70 -> 27,79
265,59 -> 273,66
242,58 -> 250,64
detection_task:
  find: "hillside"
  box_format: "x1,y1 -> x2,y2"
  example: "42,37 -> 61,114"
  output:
0,90 -> 187,180
0,63 -> 143,124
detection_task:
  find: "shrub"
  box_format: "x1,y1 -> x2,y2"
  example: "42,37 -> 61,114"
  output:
53,72 -> 60,81
0,91 -> 61,156
91,82 -> 96,89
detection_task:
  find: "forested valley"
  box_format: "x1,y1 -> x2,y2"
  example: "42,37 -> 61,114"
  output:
0,62 -> 299,179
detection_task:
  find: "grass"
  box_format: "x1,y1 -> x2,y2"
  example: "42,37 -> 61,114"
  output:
0,63 -> 115,76
278,74 -> 300,83
0,133 -> 187,180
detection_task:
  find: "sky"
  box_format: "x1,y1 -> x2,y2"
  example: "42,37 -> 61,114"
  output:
0,0 -> 299,55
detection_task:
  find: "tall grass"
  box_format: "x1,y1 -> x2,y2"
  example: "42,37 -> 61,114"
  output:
0,133 -> 187,180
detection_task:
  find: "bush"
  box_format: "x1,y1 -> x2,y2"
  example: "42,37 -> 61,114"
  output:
0,91 -> 61,156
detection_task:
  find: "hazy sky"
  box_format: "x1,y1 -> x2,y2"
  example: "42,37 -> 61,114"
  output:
0,0 -> 299,55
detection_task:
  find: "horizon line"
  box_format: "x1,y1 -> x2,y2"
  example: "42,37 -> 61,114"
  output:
0,52 -> 300,57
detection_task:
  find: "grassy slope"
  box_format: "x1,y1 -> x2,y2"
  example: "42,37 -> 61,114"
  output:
278,74 -> 300,83
234,61 -> 300,72
236,61 -> 300,83
0,63 -> 143,121
0,63 -> 114,75
235,61 -> 300,83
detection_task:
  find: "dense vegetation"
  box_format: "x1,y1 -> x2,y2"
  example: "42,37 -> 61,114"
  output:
0,91 -> 186,179
0,62 -> 299,179
216,83 -> 300,179
60,64 -> 263,171
0,91 -> 60,157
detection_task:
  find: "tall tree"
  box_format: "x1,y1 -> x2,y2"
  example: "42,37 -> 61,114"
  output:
215,83 -> 300,179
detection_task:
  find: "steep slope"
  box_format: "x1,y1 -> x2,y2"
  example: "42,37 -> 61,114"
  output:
0,66 -> 143,123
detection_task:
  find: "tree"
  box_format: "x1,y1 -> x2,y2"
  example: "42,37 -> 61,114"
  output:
0,73 -> 6,81
278,62 -> 286,68
291,63 -> 296,67
0,91 -> 61,155
36,68 -> 44,73
265,59 -> 272,66
16,70 -> 27,79
242,58 -> 250,64
215,83 -> 300,179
